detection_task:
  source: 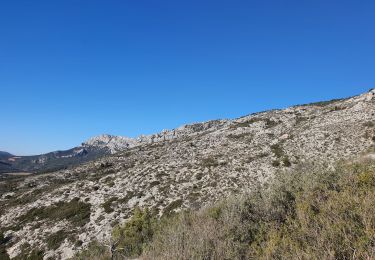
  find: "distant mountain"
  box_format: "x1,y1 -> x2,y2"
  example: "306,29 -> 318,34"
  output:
0,137 -> 134,174
0,151 -> 13,160
0,121 -> 228,174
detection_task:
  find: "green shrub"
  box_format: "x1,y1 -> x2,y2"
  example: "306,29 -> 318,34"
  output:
13,243 -> 44,260
227,132 -> 253,140
101,197 -> 118,214
163,199 -> 183,215
272,160 -> 280,167
207,205 -> 222,220
117,191 -> 135,205
270,143 -> 284,158
74,241 -> 110,260
201,157 -> 219,167
46,230 -> 67,250
195,172 -> 204,180
282,157 -> 292,167
0,232 -> 9,260
301,98 -> 343,107
0,233 -> 5,244
149,180 -> 160,188
230,118 -> 279,129
0,247 -> 9,260
363,121 -> 374,127
112,207 -> 156,257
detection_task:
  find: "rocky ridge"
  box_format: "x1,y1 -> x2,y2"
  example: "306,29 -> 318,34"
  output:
0,89 -> 375,259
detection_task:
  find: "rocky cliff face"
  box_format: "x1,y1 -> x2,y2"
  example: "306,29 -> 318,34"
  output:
0,89 -> 375,259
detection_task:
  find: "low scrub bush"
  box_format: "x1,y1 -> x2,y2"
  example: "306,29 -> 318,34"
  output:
74,241 -> 111,260
200,157 -> 219,167
0,232 -> 9,260
363,121 -> 375,128
13,243 -> 44,260
111,207 -> 157,257
18,198 -> 91,227
270,143 -> 284,158
144,161 -> 375,259
102,197 -> 118,214
75,160 -> 375,260
282,156 -> 292,167
46,230 -> 68,250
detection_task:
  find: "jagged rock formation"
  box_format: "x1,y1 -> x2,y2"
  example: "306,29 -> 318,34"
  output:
82,134 -> 137,153
0,89 -> 374,259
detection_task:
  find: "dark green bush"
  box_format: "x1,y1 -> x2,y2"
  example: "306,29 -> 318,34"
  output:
0,232 -> 9,260
13,243 -> 44,260
363,121 -> 374,128
272,160 -> 280,167
101,197 -> 118,214
46,230 -> 67,250
163,199 -> 183,215
270,143 -> 284,158
230,117 -> 278,129
111,207 -> 156,257
74,241 -> 110,260
282,157 -> 292,167
201,157 -> 219,167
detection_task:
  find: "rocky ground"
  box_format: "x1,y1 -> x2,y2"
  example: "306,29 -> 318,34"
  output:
0,89 -> 375,259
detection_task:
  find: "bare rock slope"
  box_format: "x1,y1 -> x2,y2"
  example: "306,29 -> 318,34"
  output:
1,89 -> 375,259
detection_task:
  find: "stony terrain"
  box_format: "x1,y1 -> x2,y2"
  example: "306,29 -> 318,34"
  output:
0,89 -> 375,259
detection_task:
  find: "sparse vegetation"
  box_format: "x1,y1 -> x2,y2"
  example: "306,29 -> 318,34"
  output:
301,98 -> 344,107
46,230 -> 68,250
117,191 -> 135,205
230,117 -> 279,129
80,160 -> 375,259
270,143 -> 284,158
295,116 -> 308,124
149,180 -> 160,188
282,156 -> 292,167
272,160 -> 280,167
163,199 -> 183,215
201,157 -> 219,167
0,232 -> 10,260
142,161 -> 375,259
363,121 -> 375,128
74,241 -> 111,260
195,172 -> 204,180
18,198 -> 91,227
102,196 -> 118,214
227,132 -> 253,140
13,243 -> 44,260
111,207 -> 156,257
2,90 -> 374,259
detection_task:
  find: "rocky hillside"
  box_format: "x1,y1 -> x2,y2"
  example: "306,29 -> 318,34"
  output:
0,121 -> 228,175
0,89 -> 375,259
0,135 -> 133,174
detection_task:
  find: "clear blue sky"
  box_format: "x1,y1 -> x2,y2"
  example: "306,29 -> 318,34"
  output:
1,1 -> 374,155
